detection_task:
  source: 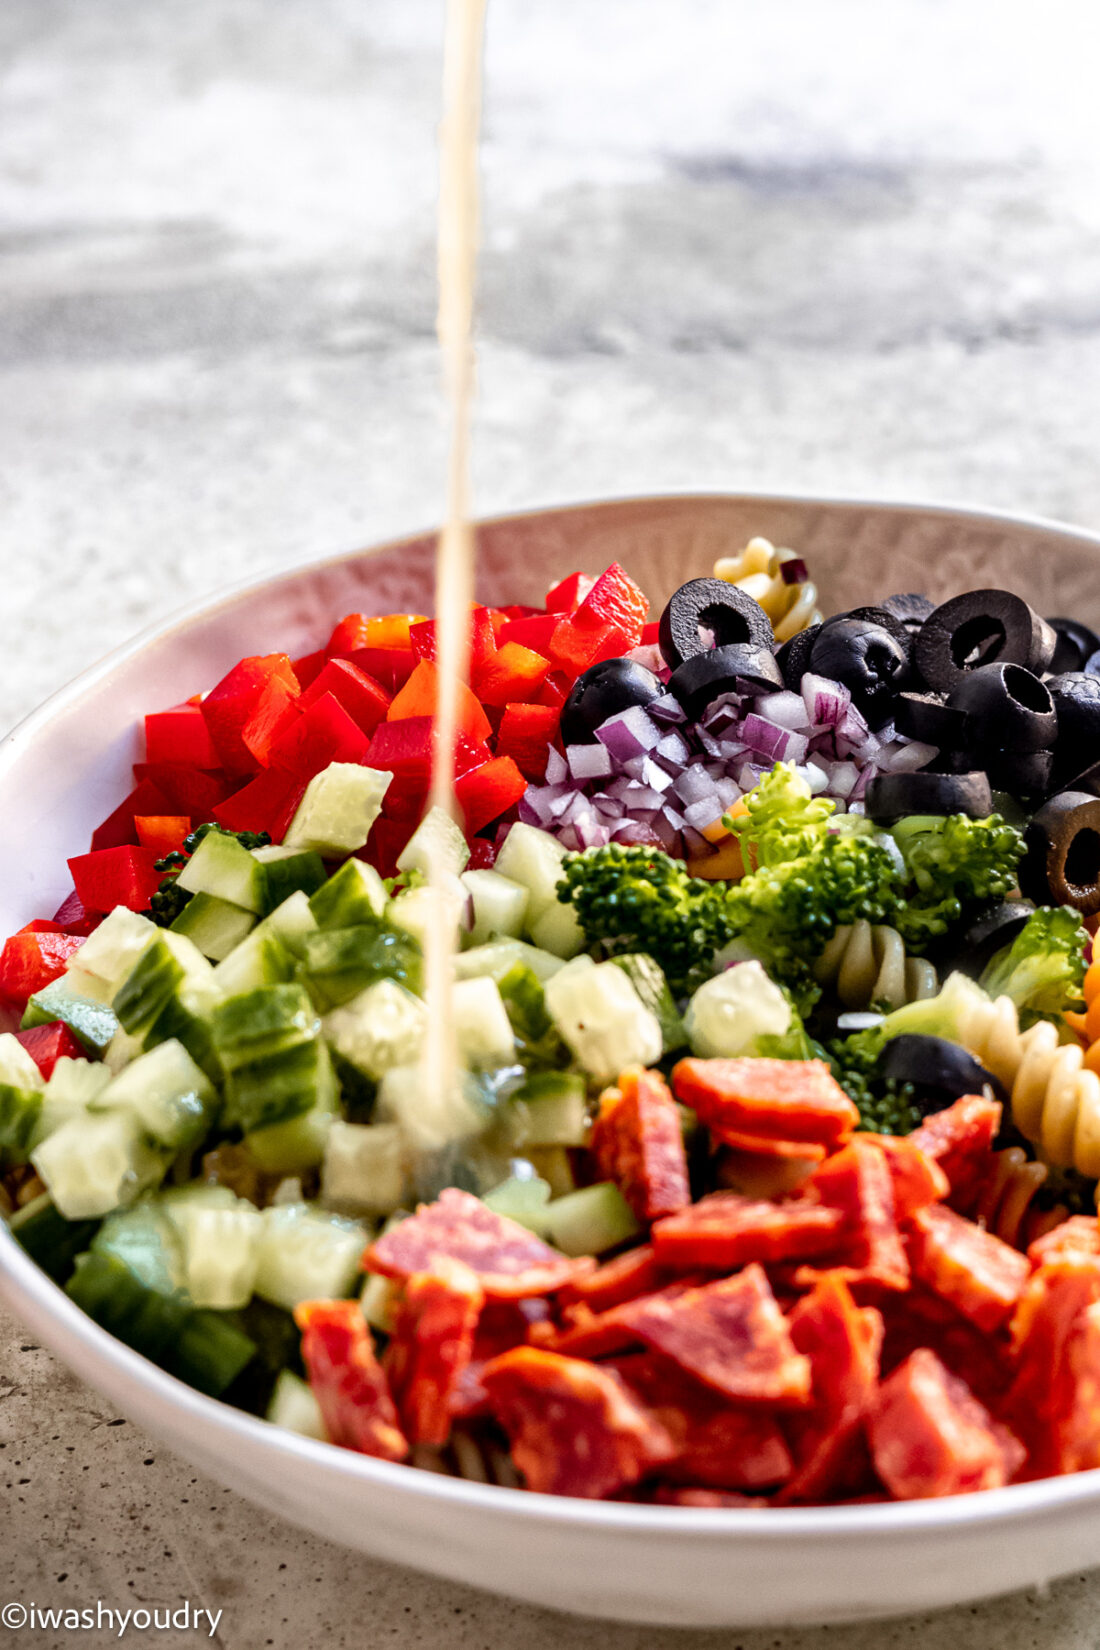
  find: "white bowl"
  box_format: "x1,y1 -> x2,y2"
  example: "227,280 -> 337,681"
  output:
3,493 -> 1100,1629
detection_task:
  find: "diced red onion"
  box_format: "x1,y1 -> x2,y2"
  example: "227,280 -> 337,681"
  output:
641,756 -> 675,793
655,730 -> 691,766
696,729 -> 724,759
780,558 -> 810,586
827,761 -> 860,801
625,643 -> 665,675
741,714 -> 809,766
648,693 -> 686,725
878,739 -> 938,774
567,743 -> 614,781
595,704 -> 664,759
738,762 -> 768,790
802,673 -> 851,729
799,762 -> 831,796
684,798 -> 725,831
715,776 -> 742,808
674,767 -> 719,806
755,690 -> 812,731
544,747 -> 567,786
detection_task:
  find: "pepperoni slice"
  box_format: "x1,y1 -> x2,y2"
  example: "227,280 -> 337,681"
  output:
559,1243 -> 666,1313
907,1204 -> 1029,1334
651,1192 -> 846,1273
908,1096 -> 1001,1202
384,1257 -> 484,1447
478,1347 -> 675,1498
294,1300 -> 408,1461
1009,1257 -> 1100,1471
859,1133 -> 949,1218
804,1139 -> 909,1291
364,1187 -> 583,1299
1027,1216 -> 1100,1269
1049,1300 -> 1100,1474
616,1264 -> 813,1406
611,1353 -> 792,1490
779,1275 -> 883,1505
534,1279 -> 706,1360
868,1348 -> 1025,1498
590,1067 -> 690,1223
672,1057 -> 859,1153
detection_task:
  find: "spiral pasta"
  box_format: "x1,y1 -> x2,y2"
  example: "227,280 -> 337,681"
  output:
713,537 -> 823,642
965,1147 -> 1068,1251
813,920 -> 939,1013
1065,958 -> 1100,1078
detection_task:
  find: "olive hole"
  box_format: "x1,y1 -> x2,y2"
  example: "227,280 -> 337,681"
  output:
952,616 -> 1006,669
1064,827 -> 1100,891
698,603 -> 752,650
1004,665 -> 1052,713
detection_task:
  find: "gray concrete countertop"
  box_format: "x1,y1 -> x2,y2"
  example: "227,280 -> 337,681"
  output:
4,1 -> 1100,1643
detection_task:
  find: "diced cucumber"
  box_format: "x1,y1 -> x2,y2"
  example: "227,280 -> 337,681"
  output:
163,1198 -> 263,1309
308,858 -> 388,930
385,881 -> 465,955
113,930 -> 213,1035
92,1200 -> 185,1293
283,762 -> 392,855
452,976 -> 516,1068
141,984 -> 223,1085
256,890 -> 318,958
177,829 -> 267,914
30,1057 -> 112,1149
322,978 -> 427,1081
494,824 -> 569,926
684,959 -> 793,1058
267,1370 -> 327,1441
9,1193 -> 100,1285
93,1040 -> 215,1151
22,980 -> 119,1056
610,954 -> 688,1055
245,1096 -> 336,1174
359,1269 -> 400,1334
543,1181 -> 641,1257
32,1111 -> 167,1219
0,1032 -> 45,1154
224,1037 -> 338,1136
211,984 -> 319,1070
527,1145 -> 577,1198
56,964 -> 116,1005
397,805 -> 471,879
454,938 -> 566,985
544,958 -> 662,1085
460,868 -> 529,947
211,927 -> 295,996
528,896 -> 585,961
103,1025 -> 146,1074
512,1071 -> 589,1147
253,1203 -> 367,1310
252,844 -> 327,911
71,907 -> 159,992
482,1173 -> 553,1236
171,892 -> 256,961
375,1062 -> 484,1154
496,963 -> 566,1064
296,924 -> 422,1012
321,1120 -> 408,1216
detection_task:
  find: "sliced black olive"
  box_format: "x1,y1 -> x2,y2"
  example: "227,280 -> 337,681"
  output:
952,900 -> 1037,979
879,1034 -> 1004,1112
1047,673 -> 1100,789
1048,617 -> 1100,676
927,746 -> 983,775
658,578 -> 773,671
947,663 -> 1057,755
1086,650 -> 1100,679
775,624 -> 820,690
827,606 -> 914,658
1056,758 -> 1100,801
560,658 -> 663,746
667,643 -> 782,718
865,769 -> 993,823
984,746 -> 1054,798
1020,790 -> 1100,916
808,620 -> 909,729
880,592 -> 935,636
914,589 -> 1056,694
894,691 -> 969,748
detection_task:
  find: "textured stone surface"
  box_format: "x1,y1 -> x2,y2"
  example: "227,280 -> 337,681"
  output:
4,0 -> 1100,1643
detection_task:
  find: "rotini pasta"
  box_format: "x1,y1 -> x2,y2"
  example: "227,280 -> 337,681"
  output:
713,536 -> 823,642
813,920 -> 939,1012
965,1146 -> 1068,1251
1065,957 -> 1100,1078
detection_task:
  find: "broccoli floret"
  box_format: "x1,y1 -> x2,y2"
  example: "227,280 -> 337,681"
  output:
979,906 -> 1088,1017
825,1027 -> 922,1134
889,813 -> 1024,949
147,821 -> 272,928
726,761 -> 837,866
558,844 -> 733,996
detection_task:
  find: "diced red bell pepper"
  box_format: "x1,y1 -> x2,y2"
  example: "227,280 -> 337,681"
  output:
618,1264 -> 813,1406
51,890 -> 100,937
299,658 -> 390,735
294,1300 -> 408,1460
547,614 -> 630,678
868,1348 -> 1025,1498
410,607 -> 497,674
90,779 -> 171,851
331,614 -> 422,693
67,845 -> 162,915
14,1021 -> 87,1079
291,649 -> 327,690
384,1258 -> 484,1447
779,1277 -> 883,1504
213,768 -> 306,841
0,930 -> 84,1007
365,1187 -> 585,1300
348,646 -> 419,693
365,718 -> 490,786
240,675 -> 302,767
143,703 -> 219,769
590,1067 -> 691,1224
134,815 -> 191,858
495,703 -> 559,781
473,642 -> 550,708
454,756 -> 527,835
672,1057 -> 859,1153
499,614 -> 559,655
363,818 -> 414,880
651,1192 -> 846,1272
545,571 -> 596,613
479,1346 -> 675,1499
908,1095 -> 1002,1202
132,764 -> 229,819
537,671 -> 571,711
572,562 -> 649,649
907,1203 -> 1030,1333
807,1139 -> 909,1292
386,660 -> 492,746
17,919 -> 63,935
269,692 -> 370,781
641,620 -> 661,647
200,653 -> 299,773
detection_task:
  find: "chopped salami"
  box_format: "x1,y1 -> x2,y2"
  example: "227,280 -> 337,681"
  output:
860,1133 -> 949,1218
536,1280 -> 704,1360
1048,1300 -> 1100,1474
1009,1258 -> 1100,1468
650,1487 -> 766,1508
384,1257 -> 484,1447
651,1192 -> 846,1272
559,1243 -> 666,1313
612,1353 -> 793,1489
868,1348 -> 1025,1498
779,1275 -> 883,1504
907,1204 -> 1029,1334
908,1096 -> 1001,1203
590,1067 -> 691,1223
616,1264 -> 813,1406
672,1058 -> 859,1153
1027,1216 -> 1100,1270
294,1299 -> 408,1461
364,1187 -> 583,1298
806,1139 -> 909,1291
479,1347 -> 675,1498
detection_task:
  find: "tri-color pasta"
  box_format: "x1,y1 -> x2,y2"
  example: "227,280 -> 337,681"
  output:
713,537 -> 823,641
813,920 -> 938,1013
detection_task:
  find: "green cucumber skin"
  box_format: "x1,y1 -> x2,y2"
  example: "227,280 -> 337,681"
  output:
22,983 -> 119,1056
296,925 -> 423,1013
11,1197 -> 100,1285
